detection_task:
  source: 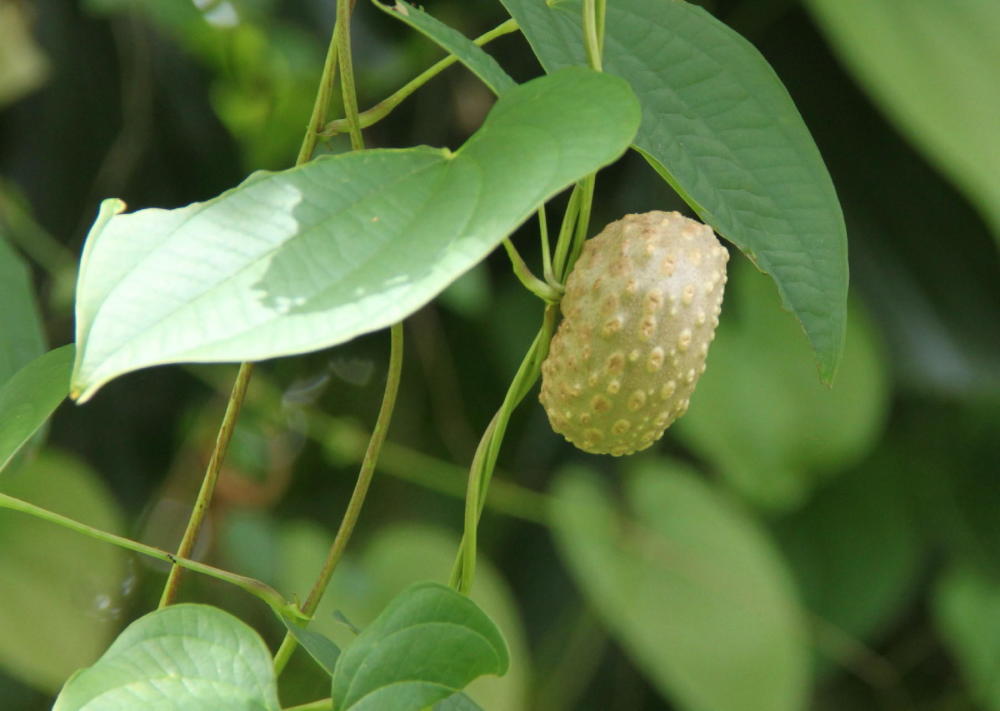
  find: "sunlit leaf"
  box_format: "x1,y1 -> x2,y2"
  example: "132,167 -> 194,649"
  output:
551,461 -> 809,711
71,68 -> 640,401
806,0 -> 1000,244
53,604 -> 280,711
501,0 -> 848,381
330,582 -> 509,711
0,451 -> 127,692
0,345 -> 74,472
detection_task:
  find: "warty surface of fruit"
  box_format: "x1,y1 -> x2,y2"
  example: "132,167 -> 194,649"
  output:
540,211 -> 728,455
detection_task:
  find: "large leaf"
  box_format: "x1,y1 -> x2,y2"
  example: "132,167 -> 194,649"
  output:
330,581 -> 509,711
501,0 -> 848,381
0,452 -> 127,693
551,461 -> 809,711
373,0 -> 517,96
675,260 -> 887,510
53,604 -> 280,711
71,68 -> 640,401
933,566 -> 1000,710
806,0 -> 1000,244
0,234 -> 46,387
0,345 -> 74,472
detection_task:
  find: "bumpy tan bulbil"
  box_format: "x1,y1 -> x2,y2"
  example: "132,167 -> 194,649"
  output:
540,211 -> 728,456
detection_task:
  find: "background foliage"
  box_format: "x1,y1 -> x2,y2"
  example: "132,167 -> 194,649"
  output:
1,0 -> 998,709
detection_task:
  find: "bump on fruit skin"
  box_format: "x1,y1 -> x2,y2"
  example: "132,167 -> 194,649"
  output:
539,211 -> 728,456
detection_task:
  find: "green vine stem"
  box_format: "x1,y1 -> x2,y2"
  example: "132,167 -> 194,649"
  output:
274,17 -> 409,671
450,306 -> 557,593
157,1 -> 353,609
158,361 -> 254,608
449,0 -> 608,595
0,491 -> 302,618
322,18 -> 519,136
503,238 -> 562,303
273,323 -> 404,674
284,698 -> 333,711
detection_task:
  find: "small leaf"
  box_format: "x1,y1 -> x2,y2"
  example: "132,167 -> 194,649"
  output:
933,566 -> 1000,710
374,0 -> 517,96
0,345 -> 74,472
71,68 -> 640,401
550,461 -> 809,711
501,0 -> 848,381
281,617 -> 341,677
806,0 -> 1000,244
675,261 -> 888,510
53,604 -> 280,711
0,451 -> 127,692
330,581 -> 509,711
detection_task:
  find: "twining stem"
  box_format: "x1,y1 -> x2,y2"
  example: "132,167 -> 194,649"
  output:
273,323 -> 404,674
450,0 -> 609,594
450,306 -> 557,592
158,361 -> 254,608
322,18 -> 519,136
0,492 -> 301,617
583,0 -> 603,71
334,0 -> 364,151
158,2 -> 349,608
274,5 -> 407,674
538,206 -> 555,286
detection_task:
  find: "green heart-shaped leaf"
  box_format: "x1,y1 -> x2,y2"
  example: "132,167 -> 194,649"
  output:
53,604 -> 280,711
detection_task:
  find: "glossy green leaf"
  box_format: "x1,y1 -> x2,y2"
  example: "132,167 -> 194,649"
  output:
0,451 -> 127,692
266,522 -> 529,711
773,458 -> 922,659
53,604 -> 280,711
933,566 -> 1000,710
551,461 -> 809,711
675,261 -> 888,510
501,0 -> 848,381
373,0 -> 516,96
330,582 -> 509,711
806,0 -> 1000,244
0,235 -> 45,388
71,68 -> 639,401
0,345 -> 74,472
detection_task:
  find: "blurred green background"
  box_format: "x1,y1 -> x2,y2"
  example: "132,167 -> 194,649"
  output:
1,1 -> 999,709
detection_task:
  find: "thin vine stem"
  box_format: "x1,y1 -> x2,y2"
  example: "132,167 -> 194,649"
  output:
273,323 -> 404,674
157,1 -> 350,609
158,361 -> 254,608
450,306 -> 557,592
322,18 -> 519,136
273,0 -> 408,677
0,492 -> 301,617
